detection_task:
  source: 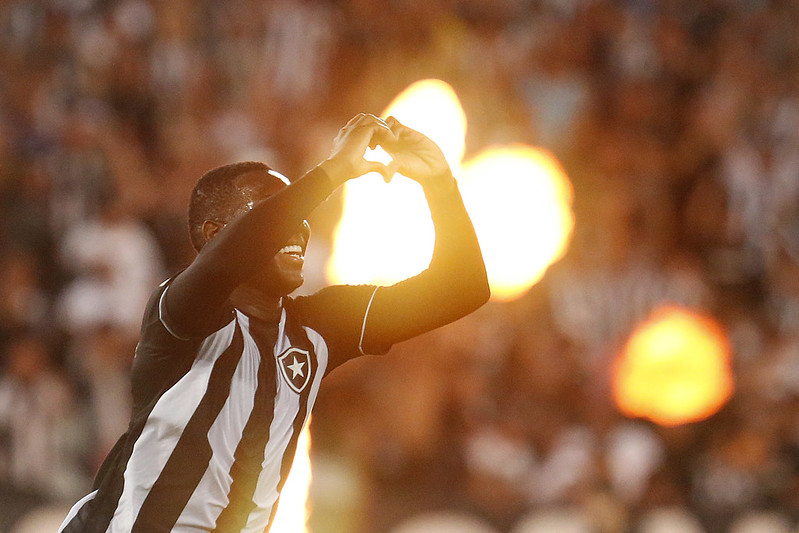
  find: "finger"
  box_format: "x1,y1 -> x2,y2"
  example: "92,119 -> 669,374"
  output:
385,115 -> 401,127
385,116 -> 414,137
352,113 -> 393,134
360,120 -> 398,149
369,124 -> 397,148
362,112 -> 389,126
334,113 -> 365,143
345,113 -> 367,127
384,118 -> 431,149
385,153 -> 418,180
384,159 -> 402,182
352,113 -> 389,130
343,120 -> 396,154
361,161 -> 393,181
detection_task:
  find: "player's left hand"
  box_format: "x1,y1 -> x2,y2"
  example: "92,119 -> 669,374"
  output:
384,116 -> 454,189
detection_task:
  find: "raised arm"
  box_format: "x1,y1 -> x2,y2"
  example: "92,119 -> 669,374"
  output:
162,114 -> 397,338
359,117 -> 490,353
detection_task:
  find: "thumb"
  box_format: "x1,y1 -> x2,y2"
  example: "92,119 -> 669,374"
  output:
361,160 -> 394,181
383,159 -> 401,182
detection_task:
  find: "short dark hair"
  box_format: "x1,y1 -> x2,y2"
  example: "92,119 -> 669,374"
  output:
188,161 -> 271,252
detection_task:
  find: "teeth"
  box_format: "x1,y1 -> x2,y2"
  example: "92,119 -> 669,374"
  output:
279,245 -> 303,255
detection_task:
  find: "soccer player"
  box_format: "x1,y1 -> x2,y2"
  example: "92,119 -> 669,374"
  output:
58,114 -> 490,532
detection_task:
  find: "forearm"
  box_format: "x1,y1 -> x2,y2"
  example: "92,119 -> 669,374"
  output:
362,177 -> 490,349
425,177 -> 490,302
197,166 -> 332,283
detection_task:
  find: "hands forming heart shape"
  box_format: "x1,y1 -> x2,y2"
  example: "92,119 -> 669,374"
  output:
326,80 -> 576,302
321,113 -> 453,190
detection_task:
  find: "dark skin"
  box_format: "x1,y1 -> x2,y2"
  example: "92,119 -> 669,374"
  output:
199,172 -> 312,323
164,113 -> 489,348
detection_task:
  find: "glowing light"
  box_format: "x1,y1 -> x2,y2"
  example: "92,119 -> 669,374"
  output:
382,78 -> 467,169
613,307 -> 734,427
459,145 -> 574,300
327,79 -> 466,286
327,172 -> 434,285
328,79 -> 574,299
271,425 -> 311,533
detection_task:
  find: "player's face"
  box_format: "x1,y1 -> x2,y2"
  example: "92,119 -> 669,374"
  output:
235,170 -> 311,296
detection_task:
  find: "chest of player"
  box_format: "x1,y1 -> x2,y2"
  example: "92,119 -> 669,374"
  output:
237,309 -> 320,399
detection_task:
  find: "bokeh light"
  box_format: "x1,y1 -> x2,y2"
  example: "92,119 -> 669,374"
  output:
459,145 -> 574,301
381,78 -> 467,169
326,79 -> 466,286
613,307 -> 735,427
328,80 -> 574,300
271,425 -> 312,533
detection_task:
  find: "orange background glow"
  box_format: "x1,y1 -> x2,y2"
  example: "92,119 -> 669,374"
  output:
327,79 -> 574,302
613,307 -> 735,427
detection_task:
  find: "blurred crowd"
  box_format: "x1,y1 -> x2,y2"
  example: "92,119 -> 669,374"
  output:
1,0 -> 799,532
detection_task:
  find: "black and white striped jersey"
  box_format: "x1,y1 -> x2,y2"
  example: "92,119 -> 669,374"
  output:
59,280 -> 380,533
58,164 -> 490,533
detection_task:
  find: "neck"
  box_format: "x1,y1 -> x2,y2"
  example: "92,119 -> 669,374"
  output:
229,284 -> 283,323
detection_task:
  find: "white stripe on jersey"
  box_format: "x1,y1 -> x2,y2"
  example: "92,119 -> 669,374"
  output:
109,319 -> 237,532
243,308 -> 296,531
175,312 -> 260,529
243,318 -> 329,532
62,299 -> 336,533
303,326 -> 328,416
57,490 -> 98,532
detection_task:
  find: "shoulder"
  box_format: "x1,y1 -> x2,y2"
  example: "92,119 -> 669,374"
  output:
286,284 -> 377,322
285,284 -> 388,371
131,278 -> 234,411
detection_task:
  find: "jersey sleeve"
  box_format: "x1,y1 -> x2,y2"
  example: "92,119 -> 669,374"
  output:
287,284 -> 390,374
130,279 -> 230,413
289,178 -> 489,375
357,177 -> 490,351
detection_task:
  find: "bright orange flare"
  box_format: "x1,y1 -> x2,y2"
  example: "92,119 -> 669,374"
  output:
327,173 -> 435,286
271,424 -> 311,532
459,145 -> 574,301
613,308 -> 734,427
382,78 -> 467,170
327,80 -> 466,286
328,80 -> 575,297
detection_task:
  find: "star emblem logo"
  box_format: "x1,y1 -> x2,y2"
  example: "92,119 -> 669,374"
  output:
287,356 -> 305,379
277,347 -> 312,394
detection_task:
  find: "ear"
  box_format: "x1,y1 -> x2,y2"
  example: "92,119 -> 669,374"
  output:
202,220 -> 225,244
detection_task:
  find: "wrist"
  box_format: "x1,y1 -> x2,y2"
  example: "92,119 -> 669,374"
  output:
298,165 -> 338,205
422,168 -> 457,196
318,159 -> 351,188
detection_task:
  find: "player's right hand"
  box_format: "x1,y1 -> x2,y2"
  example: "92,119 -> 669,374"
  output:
319,113 -> 397,187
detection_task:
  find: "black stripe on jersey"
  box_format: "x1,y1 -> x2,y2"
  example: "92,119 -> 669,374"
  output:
61,336 -> 205,533
62,492 -> 94,532
212,319 -> 279,533
79,438 -> 130,533
266,318 -> 316,531
132,320 -> 245,532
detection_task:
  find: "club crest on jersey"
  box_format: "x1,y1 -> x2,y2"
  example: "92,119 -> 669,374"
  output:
277,347 -> 312,394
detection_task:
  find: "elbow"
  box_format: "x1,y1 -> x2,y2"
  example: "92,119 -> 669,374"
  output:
452,251 -> 491,312
473,269 -> 491,308
480,273 -> 491,305
430,245 -> 491,314
457,265 -> 490,314
471,248 -> 491,308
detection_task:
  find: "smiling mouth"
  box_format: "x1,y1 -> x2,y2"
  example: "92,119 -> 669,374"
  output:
278,244 -> 304,258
